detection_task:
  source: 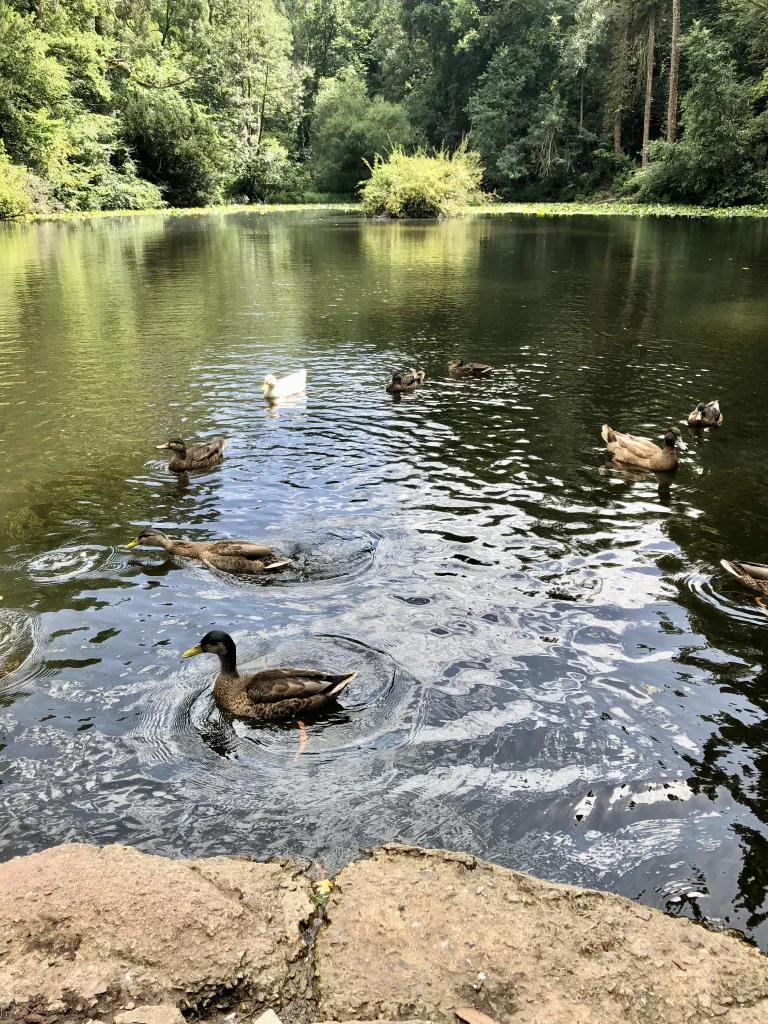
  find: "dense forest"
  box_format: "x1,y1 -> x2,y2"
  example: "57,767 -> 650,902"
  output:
2,0 -> 768,214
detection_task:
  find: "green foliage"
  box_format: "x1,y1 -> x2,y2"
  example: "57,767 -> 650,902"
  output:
359,145 -> 485,217
0,143 -> 33,217
626,24 -> 763,206
311,68 -> 415,193
230,137 -> 309,201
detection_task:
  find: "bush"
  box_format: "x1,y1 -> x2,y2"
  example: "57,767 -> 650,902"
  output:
0,144 -> 34,218
359,145 -> 486,218
229,138 -> 309,203
311,68 -> 415,194
625,24 -> 762,206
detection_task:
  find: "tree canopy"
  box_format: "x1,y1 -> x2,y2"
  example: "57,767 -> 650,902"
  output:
2,0 -> 768,214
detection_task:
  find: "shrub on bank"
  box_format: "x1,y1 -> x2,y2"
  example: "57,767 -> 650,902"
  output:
359,146 -> 486,218
0,145 -> 35,218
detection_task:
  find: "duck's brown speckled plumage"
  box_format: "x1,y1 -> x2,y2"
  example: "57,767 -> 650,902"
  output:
126,527 -> 290,574
386,369 -> 425,393
182,631 -> 356,720
601,425 -> 684,472
721,559 -> 768,595
688,400 -> 723,428
156,437 -> 226,472
449,357 -> 493,377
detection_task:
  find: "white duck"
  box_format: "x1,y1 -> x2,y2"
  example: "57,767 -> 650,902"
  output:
261,369 -> 307,400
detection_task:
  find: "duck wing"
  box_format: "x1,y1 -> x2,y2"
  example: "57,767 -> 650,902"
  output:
722,560 -> 768,582
602,426 -> 659,459
188,438 -> 227,461
244,668 -> 357,704
466,362 -> 492,376
209,541 -> 278,559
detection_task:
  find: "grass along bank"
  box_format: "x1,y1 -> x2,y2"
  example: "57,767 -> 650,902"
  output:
5,199 -> 768,227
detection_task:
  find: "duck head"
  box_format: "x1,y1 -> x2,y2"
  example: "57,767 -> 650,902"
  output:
156,438 -> 187,457
125,526 -> 170,550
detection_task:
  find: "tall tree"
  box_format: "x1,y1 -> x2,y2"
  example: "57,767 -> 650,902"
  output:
642,3 -> 655,165
606,0 -> 634,154
666,0 -> 680,142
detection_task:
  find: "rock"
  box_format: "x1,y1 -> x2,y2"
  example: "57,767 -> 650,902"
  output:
0,844 -> 314,1015
254,1011 -> 284,1024
114,1008 -> 186,1024
315,845 -> 768,1024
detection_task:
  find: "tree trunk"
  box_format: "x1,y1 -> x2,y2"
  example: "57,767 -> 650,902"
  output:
580,74 -> 585,131
610,0 -> 633,155
666,0 -> 680,143
256,69 -> 269,153
642,4 -> 655,166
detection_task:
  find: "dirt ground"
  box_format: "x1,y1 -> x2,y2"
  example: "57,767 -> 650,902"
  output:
0,843 -> 767,1024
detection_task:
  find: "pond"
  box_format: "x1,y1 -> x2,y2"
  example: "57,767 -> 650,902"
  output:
1,209 -> 768,944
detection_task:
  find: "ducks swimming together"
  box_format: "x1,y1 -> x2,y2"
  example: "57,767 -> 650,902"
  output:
688,400 -> 723,428
386,369 -> 425,393
156,437 -> 226,473
182,630 -> 356,721
601,425 -> 686,472
125,527 -> 290,574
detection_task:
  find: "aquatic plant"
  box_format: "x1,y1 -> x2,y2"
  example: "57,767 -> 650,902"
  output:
359,146 -> 486,219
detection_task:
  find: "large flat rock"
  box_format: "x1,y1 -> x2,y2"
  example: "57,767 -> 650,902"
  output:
0,843 -> 314,1017
315,845 -> 768,1024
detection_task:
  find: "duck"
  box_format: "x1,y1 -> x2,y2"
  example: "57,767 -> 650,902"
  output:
601,425 -> 686,471
155,437 -> 226,473
262,369 -> 307,400
688,400 -> 723,428
386,369 -> 425,393
125,527 -> 290,574
181,630 -> 357,721
449,357 -> 492,377
720,559 -> 768,596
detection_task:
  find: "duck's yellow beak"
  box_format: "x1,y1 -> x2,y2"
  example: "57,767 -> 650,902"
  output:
182,642 -> 203,658
260,382 -> 269,394
155,443 -> 171,450
124,538 -> 140,549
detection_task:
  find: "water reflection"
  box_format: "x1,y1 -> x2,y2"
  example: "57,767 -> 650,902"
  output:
1,210 -> 768,943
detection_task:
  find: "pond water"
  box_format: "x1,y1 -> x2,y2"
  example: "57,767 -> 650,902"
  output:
1,209 -> 768,943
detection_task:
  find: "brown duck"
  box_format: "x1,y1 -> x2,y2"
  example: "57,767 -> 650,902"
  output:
449,357 -> 492,377
182,631 -> 357,721
386,369 -> 425,393
125,527 -> 290,574
720,560 -> 768,596
688,401 -> 723,428
156,437 -> 226,472
601,425 -> 686,471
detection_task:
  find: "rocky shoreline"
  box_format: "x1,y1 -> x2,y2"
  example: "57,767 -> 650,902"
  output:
0,843 -> 766,1024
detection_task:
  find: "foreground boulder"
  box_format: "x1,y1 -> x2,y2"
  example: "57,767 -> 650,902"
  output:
0,843 -> 313,1018
316,845 -> 768,1024
0,842 -> 767,1023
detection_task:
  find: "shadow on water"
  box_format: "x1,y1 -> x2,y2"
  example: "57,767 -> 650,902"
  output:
2,211 -> 768,940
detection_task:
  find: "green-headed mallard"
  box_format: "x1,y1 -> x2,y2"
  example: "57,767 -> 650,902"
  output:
386,369 -> 425,393
182,631 -> 357,720
125,527 -> 290,574
601,425 -> 686,471
721,559 -> 768,595
688,400 -> 723,428
449,357 -> 493,377
156,437 -> 226,472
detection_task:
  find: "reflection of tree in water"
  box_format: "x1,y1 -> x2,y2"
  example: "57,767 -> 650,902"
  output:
684,670 -> 768,932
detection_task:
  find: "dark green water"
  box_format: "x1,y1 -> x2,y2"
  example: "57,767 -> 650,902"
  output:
2,209 -> 768,942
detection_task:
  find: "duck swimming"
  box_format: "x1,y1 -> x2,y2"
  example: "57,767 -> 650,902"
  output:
125,527 -> 290,574
601,425 -> 686,471
688,400 -> 723,428
386,369 -> 425,393
155,437 -> 226,473
720,559 -> 768,596
262,370 -> 307,400
182,631 -> 357,721
449,357 -> 493,377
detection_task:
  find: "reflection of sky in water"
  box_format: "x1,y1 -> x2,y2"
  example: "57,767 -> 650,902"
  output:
1,211 -> 768,943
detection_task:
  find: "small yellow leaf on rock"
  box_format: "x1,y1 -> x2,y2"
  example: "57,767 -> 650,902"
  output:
315,879 -> 333,895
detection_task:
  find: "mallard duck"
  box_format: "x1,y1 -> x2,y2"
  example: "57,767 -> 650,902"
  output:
262,369 -> 307,400
125,527 -> 290,574
449,357 -> 492,377
601,425 -> 686,471
386,369 -> 425,393
155,437 -> 226,473
720,559 -> 768,595
182,631 -> 357,720
688,400 -> 723,428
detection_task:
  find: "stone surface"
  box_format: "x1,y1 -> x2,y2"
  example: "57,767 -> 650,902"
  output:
114,1008 -> 185,1024
0,843 -> 314,1016
315,844 -> 768,1024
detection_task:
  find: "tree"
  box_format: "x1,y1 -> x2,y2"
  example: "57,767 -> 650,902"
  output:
666,0 -> 680,142
642,3 -> 655,165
